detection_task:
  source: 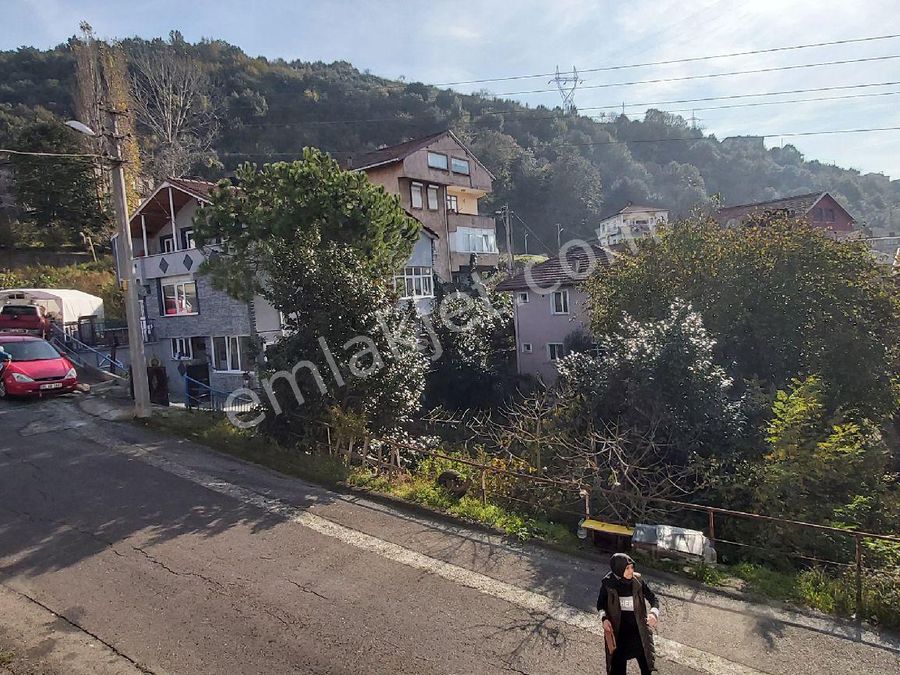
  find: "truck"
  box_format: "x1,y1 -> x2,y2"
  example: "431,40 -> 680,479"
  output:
0,304 -> 52,338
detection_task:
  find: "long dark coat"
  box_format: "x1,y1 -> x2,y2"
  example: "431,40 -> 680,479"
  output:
597,573 -> 657,673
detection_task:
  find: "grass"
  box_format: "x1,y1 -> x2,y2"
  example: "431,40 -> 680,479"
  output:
0,649 -> 14,666
145,410 -> 899,632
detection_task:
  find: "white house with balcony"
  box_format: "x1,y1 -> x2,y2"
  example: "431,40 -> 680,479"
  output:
597,204 -> 669,246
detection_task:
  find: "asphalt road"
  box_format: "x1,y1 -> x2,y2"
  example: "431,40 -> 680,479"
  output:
0,395 -> 898,674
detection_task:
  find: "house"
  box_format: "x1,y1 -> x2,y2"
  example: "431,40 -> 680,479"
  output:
496,244 -> 613,382
113,177 -> 284,396
597,204 -> 669,246
715,191 -> 857,239
351,130 -> 497,290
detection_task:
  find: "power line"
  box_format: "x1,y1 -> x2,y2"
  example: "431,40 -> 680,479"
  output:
218,125 -> 900,160
493,54 -> 900,97
0,148 -> 102,160
433,33 -> 900,87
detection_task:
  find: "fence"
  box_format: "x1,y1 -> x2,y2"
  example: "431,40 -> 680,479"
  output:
50,323 -> 128,379
321,430 -> 899,617
182,375 -> 258,415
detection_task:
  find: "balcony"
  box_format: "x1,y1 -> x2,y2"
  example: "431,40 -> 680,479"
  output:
448,212 -> 496,231
134,248 -> 206,282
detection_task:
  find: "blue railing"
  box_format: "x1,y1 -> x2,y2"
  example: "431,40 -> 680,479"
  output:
50,324 -> 128,378
183,375 -> 258,415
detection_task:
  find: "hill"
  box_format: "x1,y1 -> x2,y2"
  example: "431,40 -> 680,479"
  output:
1,34 -> 898,254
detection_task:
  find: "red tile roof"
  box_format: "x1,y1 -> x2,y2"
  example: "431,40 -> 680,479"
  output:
496,244 -> 613,292
348,131 -> 449,171
715,192 -> 825,224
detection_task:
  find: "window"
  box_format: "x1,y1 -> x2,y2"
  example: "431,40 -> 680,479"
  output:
447,194 -> 459,213
410,182 -> 424,209
551,290 -> 569,315
171,337 -> 193,360
394,267 -> 434,298
813,208 -> 824,222
517,292 -> 529,304
454,226 -> 498,253
522,343 -> 533,353
548,343 -> 566,361
160,235 -> 175,254
161,279 -> 198,316
212,335 -> 252,372
825,208 -> 835,223
427,151 -> 448,170
451,157 -> 470,175
180,228 -> 195,250
427,185 -> 440,211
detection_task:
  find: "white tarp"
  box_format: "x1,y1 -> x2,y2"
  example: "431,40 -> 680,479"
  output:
633,523 -> 716,562
0,288 -> 104,323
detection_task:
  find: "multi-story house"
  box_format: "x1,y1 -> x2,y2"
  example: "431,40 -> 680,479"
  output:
496,245 -> 612,382
113,177 -> 284,395
715,191 -> 857,240
596,204 -> 669,246
351,130 -> 498,290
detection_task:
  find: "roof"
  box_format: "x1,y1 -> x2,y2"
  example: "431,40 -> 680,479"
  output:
618,204 -> 666,214
166,177 -> 219,202
404,209 -> 439,239
496,244 -> 613,292
716,191 -> 825,224
349,129 -> 496,179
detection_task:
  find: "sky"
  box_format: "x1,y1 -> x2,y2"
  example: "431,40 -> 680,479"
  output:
4,0 -> 900,178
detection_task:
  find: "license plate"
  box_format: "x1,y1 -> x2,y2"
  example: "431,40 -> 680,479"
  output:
40,382 -> 63,390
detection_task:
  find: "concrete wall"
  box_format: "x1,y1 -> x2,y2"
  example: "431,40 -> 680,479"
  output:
512,284 -> 590,382
0,249 -> 94,270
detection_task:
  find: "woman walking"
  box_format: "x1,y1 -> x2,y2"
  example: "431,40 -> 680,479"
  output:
597,553 -> 660,674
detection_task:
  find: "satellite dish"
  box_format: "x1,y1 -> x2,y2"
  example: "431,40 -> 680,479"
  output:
65,120 -> 97,136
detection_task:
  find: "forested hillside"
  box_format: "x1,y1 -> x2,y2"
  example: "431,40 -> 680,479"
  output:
2,33 -> 898,253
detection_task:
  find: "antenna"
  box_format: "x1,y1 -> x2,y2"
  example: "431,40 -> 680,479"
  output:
549,66 -> 582,114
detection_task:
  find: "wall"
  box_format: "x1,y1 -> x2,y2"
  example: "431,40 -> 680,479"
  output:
512,284 -> 590,382
808,194 -> 855,237
0,249 -> 93,270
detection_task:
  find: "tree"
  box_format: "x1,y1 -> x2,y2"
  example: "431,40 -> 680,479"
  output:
556,300 -> 744,461
194,148 -> 421,300
587,216 -> 900,420
257,241 -> 427,441
12,120 -> 109,244
127,32 -> 218,178
424,284 -> 516,409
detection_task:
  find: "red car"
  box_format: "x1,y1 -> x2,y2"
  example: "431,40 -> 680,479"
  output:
0,304 -> 52,338
0,336 -> 78,399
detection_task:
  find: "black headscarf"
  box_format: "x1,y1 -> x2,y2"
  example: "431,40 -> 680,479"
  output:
610,553 -> 635,579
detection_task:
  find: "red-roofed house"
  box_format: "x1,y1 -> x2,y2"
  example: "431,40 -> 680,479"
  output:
715,191 -> 857,239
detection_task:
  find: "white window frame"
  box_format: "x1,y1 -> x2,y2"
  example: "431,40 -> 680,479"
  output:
451,157 -> 470,175
212,335 -> 251,373
547,343 -> 565,361
517,292 -> 529,304
551,290 -> 570,315
410,182 -> 424,209
522,343 -> 533,353
427,185 -> 440,211
171,337 -> 193,360
180,227 -> 196,249
394,266 -> 434,299
446,194 -> 459,213
161,279 -> 199,316
160,235 -> 175,254
427,151 -> 448,170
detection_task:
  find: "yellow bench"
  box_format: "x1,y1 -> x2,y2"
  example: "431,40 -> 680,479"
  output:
581,519 -> 634,552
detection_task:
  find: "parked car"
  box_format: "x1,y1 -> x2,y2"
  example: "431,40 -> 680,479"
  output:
0,336 -> 78,399
0,304 -> 52,338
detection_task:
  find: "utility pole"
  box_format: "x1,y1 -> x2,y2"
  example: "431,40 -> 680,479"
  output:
499,204 -> 514,271
557,223 -> 564,251
549,66 -> 581,114
106,108 -> 151,418
523,232 -> 529,255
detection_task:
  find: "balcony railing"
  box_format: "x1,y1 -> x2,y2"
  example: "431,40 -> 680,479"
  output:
448,212 -> 496,230
134,248 -> 206,281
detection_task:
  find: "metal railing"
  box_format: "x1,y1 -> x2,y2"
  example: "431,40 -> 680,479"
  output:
183,375 -> 258,415
50,324 -> 128,378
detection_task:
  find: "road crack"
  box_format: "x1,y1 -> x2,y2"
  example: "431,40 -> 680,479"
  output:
286,579 -> 329,601
129,546 -> 226,591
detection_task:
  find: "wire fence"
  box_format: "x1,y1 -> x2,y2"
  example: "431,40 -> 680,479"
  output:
320,429 -> 899,617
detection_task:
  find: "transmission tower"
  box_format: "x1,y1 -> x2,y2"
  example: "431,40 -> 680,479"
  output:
549,66 -> 581,114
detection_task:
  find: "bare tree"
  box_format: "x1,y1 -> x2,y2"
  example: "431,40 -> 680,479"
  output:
128,37 -> 218,179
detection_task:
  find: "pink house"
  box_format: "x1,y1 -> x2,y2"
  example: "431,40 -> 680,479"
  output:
496,245 -> 612,382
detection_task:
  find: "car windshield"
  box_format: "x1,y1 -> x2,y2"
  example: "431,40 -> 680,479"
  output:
0,340 -> 60,361
1,305 -> 38,317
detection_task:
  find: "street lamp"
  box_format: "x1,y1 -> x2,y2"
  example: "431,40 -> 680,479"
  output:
67,118 -> 151,419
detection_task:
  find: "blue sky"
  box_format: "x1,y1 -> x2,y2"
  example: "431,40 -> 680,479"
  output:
4,0 -> 900,178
